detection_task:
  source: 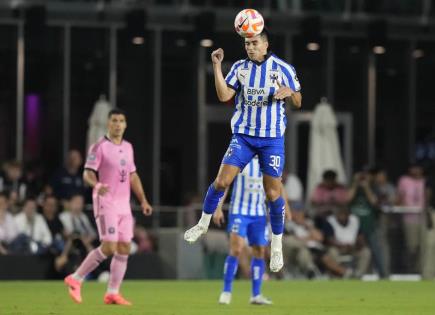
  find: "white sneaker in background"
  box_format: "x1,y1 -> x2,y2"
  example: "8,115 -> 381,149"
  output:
218,292 -> 232,305
249,295 -> 273,305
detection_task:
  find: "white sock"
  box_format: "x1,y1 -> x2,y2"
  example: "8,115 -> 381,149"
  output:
107,287 -> 119,294
72,273 -> 84,282
198,212 -> 212,228
271,233 -> 282,252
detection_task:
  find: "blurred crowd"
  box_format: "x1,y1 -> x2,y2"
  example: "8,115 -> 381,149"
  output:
2,149 -> 435,280
0,150 -> 155,279
203,164 -> 435,280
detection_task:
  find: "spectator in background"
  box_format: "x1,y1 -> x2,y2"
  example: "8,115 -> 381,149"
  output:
23,161 -> 45,202
372,168 -> 396,275
133,225 -> 154,253
325,207 -> 371,278
60,194 -> 96,254
50,150 -> 85,205
283,202 -> 322,278
13,198 -> 52,254
373,168 -> 396,209
42,195 -> 65,253
348,170 -> 386,278
0,160 -> 27,214
397,164 -> 429,272
0,192 -> 18,254
310,170 -> 348,228
284,202 -> 351,279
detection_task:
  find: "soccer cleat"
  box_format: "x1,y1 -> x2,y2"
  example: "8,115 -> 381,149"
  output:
269,250 -> 284,272
250,295 -> 273,305
64,274 -> 82,304
218,292 -> 232,305
184,224 -> 207,243
103,293 -> 132,306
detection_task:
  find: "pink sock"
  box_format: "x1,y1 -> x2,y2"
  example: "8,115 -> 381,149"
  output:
107,254 -> 129,294
74,247 -> 107,280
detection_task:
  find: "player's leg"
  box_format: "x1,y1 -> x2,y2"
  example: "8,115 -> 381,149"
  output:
247,216 -> 272,305
258,137 -> 286,272
219,215 -> 247,305
64,213 -> 117,303
104,214 -> 134,306
185,134 -> 254,243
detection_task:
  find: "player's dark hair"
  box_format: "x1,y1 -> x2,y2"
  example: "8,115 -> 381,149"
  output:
108,108 -> 127,120
259,28 -> 269,42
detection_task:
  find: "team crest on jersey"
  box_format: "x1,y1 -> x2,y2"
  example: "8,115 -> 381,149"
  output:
270,73 -> 279,83
120,159 -> 126,166
108,227 -> 115,234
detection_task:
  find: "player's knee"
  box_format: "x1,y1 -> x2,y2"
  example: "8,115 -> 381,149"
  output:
230,247 -> 243,257
214,177 -> 231,191
265,187 -> 280,201
252,246 -> 265,258
117,243 -> 131,255
101,242 -> 117,256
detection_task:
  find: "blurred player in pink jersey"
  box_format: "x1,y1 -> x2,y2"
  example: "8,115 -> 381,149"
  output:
64,109 -> 152,306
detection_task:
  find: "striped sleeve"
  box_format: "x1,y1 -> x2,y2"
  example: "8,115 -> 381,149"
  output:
275,58 -> 301,92
225,60 -> 243,91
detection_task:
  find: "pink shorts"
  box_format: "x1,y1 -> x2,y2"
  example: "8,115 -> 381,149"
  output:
93,196 -> 134,243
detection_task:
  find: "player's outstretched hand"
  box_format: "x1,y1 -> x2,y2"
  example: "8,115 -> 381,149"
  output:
211,48 -> 224,64
141,201 -> 153,216
213,210 -> 225,227
273,81 -> 294,100
97,184 -> 109,196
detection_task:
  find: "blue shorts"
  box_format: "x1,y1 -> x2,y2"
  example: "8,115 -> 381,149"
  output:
227,214 -> 268,246
222,133 -> 285,177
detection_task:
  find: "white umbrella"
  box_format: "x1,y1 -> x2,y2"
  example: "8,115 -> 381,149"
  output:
306,99 -> 347,201
86,95 -> 112,151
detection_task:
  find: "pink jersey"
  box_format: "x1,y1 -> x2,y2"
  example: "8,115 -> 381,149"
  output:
85,136 -> 136,215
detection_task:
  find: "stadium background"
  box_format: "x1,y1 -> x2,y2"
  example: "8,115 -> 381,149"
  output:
0,1 -> 435,311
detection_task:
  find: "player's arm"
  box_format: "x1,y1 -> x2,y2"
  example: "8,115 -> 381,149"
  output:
213,187 -> 230,227
211,48 -> 236,102
83,169 -> 108,196
274,81 -> 302,109
130,172 -> 153,216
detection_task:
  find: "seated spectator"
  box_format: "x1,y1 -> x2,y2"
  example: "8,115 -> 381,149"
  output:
284,202 -> 322,278
13,198 -> 52,254
283,202 -> 352,279
0,160 -> 27,214
42,195 -> 65,253
310,169 -> 348,227
324,207 -> 371,278
0,192 -> 18,254
59,194 -> 96,253
49,150 -> 86,205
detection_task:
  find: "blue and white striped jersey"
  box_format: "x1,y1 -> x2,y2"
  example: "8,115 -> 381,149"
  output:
229,157 -> 266,216
225,53 -> 301,138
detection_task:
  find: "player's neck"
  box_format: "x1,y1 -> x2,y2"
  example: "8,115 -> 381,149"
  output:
106,133 -> 123,145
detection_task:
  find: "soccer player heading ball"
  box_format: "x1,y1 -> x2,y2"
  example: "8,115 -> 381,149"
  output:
185,9 -> 302,273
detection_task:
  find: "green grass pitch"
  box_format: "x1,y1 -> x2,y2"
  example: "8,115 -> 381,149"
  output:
0,280 -> 433,315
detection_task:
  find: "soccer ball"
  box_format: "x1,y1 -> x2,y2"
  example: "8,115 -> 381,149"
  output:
234,9 -> 264,38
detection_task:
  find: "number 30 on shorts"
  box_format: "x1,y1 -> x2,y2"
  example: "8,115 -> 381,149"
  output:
269,155 -> 281,168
